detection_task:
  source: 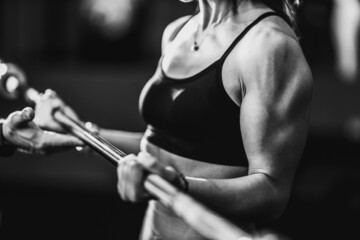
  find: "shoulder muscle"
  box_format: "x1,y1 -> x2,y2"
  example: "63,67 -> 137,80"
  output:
241,25 -> 313,115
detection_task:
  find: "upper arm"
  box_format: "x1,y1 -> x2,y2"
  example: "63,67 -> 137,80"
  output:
240,30 -> 313,192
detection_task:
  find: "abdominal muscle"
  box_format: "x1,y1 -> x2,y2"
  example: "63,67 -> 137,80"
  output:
140,137 -> 248,179
138,137 -> 250,240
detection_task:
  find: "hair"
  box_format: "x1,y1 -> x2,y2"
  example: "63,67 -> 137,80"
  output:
227,0 -> 302,34
195,0 -> 302,33
260,0 -> 302,33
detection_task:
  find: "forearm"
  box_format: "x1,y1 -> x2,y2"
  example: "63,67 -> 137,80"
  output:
186,173 -> 287,223
99,128 -> 143,154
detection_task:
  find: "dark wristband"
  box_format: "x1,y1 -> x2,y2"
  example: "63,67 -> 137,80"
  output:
0,121 -> 17,156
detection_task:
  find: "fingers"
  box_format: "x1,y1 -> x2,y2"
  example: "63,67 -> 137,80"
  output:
138,152 -> 186,191
63,105 -> 80,121
138,152 -> 178,182
123,159 -> 139,201
40,131 -> 83,153
23,107 -> 35,121
137,152 -> 160,172
117,154 -> 136,200
117,154 -> 150,202
44,89 -> 57,98
44,89 -> 78,120
34,88 -> 81,133
116,153 -> 187,202
42,89 -> 63,112
34,89 -> 66,132
9,107 -> 35,128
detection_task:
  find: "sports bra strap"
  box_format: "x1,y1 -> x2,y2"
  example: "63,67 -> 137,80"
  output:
219,11 -> 281,61
167,11 -> 283,64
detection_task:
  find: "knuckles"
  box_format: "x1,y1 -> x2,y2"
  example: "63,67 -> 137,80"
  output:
117,154 -> 148,202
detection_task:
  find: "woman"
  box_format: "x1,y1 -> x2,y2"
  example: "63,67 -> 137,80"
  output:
119,0 -> 312,239
35,0 -> 312,239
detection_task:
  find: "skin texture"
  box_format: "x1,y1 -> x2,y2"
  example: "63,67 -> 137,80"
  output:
128,0 -> 312,225
118,2 -> 312,239
2,107 -> 83,154
34,0 -> 313,239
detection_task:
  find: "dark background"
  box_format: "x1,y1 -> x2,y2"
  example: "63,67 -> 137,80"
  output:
0,0 -> 359,239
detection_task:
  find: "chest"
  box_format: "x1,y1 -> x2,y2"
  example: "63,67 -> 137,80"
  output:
161,24 -> 249,106
163,20 -> 246,76
161,39 -> 223,79
140,67 -> 236,134
138,67 -> 247,166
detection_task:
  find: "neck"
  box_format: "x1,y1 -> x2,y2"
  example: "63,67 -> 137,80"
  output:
197,0 -> 245,30
191,0 -> 265,52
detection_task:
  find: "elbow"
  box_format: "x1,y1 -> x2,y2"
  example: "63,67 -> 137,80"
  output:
257,180 -> 291,223
258,191 -> 289,223
230,187 -> 288,225
245,173 -> 291,223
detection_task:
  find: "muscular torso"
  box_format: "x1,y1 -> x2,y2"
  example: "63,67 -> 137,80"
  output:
141,138 -> 248,179
136,5 -> 308,240
140,7 -> 294,179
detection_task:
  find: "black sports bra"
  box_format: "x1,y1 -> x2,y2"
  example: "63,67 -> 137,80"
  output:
139,12 -> 280,166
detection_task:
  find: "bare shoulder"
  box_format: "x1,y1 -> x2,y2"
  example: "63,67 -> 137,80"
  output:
161,15 -> 193,52
240,18 -> 313,96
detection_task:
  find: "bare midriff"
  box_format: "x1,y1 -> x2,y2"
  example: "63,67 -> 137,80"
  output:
140,137 -> 248,179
